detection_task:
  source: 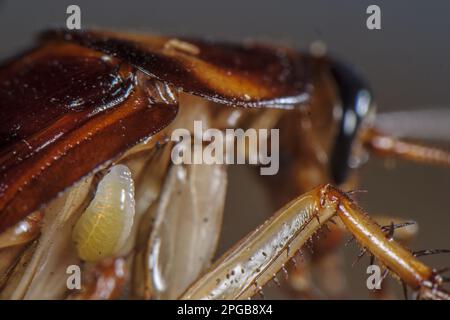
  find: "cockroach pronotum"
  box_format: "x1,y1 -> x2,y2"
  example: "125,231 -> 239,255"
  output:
0,29 -> 449,300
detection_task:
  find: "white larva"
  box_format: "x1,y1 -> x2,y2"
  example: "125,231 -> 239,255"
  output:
72,164 -> 135,262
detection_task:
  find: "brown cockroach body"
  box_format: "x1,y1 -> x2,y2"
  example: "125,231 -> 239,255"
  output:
0,29 -> 449,300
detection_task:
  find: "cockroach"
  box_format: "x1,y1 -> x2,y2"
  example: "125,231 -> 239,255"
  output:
0,29 -> 449,300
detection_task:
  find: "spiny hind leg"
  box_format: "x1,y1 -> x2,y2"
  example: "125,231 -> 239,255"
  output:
180,184 -> 449,300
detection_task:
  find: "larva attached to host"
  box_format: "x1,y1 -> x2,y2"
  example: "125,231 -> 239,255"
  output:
72,165 -> 135,262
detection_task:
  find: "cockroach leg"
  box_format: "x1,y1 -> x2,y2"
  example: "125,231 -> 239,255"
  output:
352,248 -> 367,267
345,220 -> 414,251
402,281 -> 409,300
375,216 -> 418,242
257,287 -> 265,299
331,185 -> 449,300
369,254 -> 375,267
273,275 -> 281,287
434,267 -> 450,275
180,185 -> 339,300
413,249 -> 450,257
380,221 -> 416,234
386,222 -> 395,241
181,184 -> 449,300
281,265 -> 289,280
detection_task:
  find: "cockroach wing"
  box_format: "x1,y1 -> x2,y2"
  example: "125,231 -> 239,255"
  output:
0,41 -> 178,232
43,30 -> 316,107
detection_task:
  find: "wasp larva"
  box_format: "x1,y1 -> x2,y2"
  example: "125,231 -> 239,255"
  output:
72,165 -> 135,262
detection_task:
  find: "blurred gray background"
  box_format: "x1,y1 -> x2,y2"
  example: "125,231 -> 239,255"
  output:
0,0 -> 449,299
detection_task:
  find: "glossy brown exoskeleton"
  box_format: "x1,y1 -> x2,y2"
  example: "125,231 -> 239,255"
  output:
0,30 -> 449,300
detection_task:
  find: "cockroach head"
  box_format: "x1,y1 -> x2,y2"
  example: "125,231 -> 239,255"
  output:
329,60 -> 376,184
